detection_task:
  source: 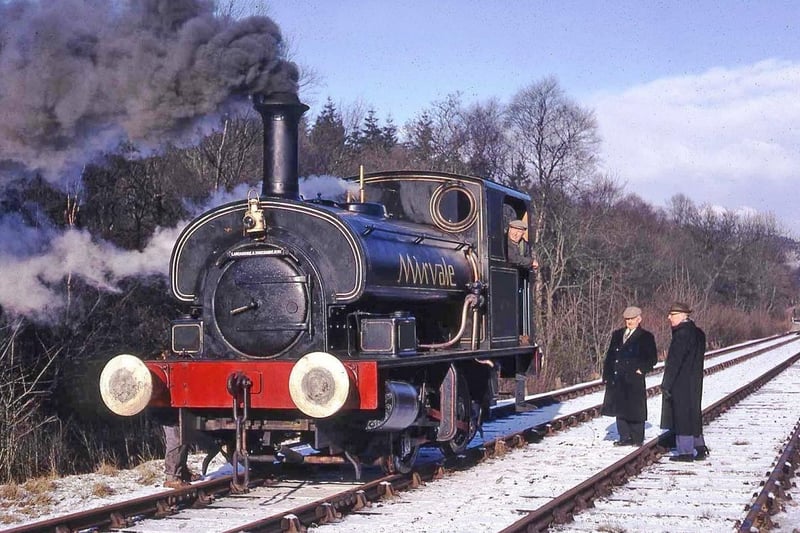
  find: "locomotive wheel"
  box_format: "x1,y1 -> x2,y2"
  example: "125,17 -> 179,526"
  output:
440,376 -> 480,458
382,431 -> 420,475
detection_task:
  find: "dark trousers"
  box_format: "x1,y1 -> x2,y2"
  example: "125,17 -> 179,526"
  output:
164,424 -> 189,481
676,434 -> 707,455
616,418 -> 644,444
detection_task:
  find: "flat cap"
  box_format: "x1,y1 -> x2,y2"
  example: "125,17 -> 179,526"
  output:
669,302 -> 692,314
508,220 -> 526,230
622,306 -> 642,319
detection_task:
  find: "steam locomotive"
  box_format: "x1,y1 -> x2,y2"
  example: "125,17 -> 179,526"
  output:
100,92 -> 538,484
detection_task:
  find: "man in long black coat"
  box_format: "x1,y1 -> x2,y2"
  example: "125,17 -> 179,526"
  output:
660,302 -> 707,462
601,306 -> 658,446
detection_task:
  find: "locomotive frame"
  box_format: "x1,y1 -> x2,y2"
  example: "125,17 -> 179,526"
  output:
99,92 -> 539,485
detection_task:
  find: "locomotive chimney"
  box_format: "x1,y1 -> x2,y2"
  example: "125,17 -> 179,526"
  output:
252,92 -> 309,199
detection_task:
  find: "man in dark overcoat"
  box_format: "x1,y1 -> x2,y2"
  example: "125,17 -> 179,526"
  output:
660,302 -> 707,462
601,306 -> 658,446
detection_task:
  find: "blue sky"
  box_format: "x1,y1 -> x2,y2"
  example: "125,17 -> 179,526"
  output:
260,1 -> 800,236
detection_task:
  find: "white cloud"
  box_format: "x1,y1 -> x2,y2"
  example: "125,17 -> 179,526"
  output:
589,59 -> 800,235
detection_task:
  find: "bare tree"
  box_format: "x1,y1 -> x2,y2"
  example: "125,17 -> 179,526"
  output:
504,77 -> 601,374
667,196 -> 791,313
181,111 -> 261,192
0,319 -> 59,482
404,93 -> 470,174
461,98 -> 509,181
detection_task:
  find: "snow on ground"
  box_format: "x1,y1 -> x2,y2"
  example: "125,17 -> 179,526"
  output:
317,338 -> 800,533
775,498 -> 800,532
2,335 -> 798,531
0,453 -> 230,527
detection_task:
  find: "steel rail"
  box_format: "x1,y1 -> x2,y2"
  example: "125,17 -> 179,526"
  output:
2,476 -> 240,533
498,349 -> 800,533
737,417 -> 800,531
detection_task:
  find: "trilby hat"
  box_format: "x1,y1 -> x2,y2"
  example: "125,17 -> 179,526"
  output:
669,302 -> 692,314
508,220 -> 526,230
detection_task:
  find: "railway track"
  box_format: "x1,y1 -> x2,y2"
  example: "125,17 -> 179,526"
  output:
324,335 -> 800,533
4,333 -> 798,532
511,337 -> 800,532
552,364 -> 800,533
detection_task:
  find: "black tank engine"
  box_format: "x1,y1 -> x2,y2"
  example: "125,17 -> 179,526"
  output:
100,92 -> 538,483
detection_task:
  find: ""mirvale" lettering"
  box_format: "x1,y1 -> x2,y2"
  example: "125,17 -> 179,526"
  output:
397,254 -> 456,287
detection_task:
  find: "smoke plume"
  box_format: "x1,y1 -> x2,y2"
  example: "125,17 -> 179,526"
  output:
300,175 -> 360,202
0,0 -> 300,321
0,183 -> 257,321
0,0 -> 299,180
0,219 -> 180,320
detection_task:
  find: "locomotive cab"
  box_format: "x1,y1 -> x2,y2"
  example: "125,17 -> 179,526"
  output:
349,171 -> 535,354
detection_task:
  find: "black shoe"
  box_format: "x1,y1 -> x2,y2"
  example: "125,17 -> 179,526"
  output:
669,454 -> 694,462
694,445 -> 710,460
613,439 -> 632,446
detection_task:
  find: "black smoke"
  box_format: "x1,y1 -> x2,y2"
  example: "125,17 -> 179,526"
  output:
0,0 -> 300,320
0,0 -> 299,181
